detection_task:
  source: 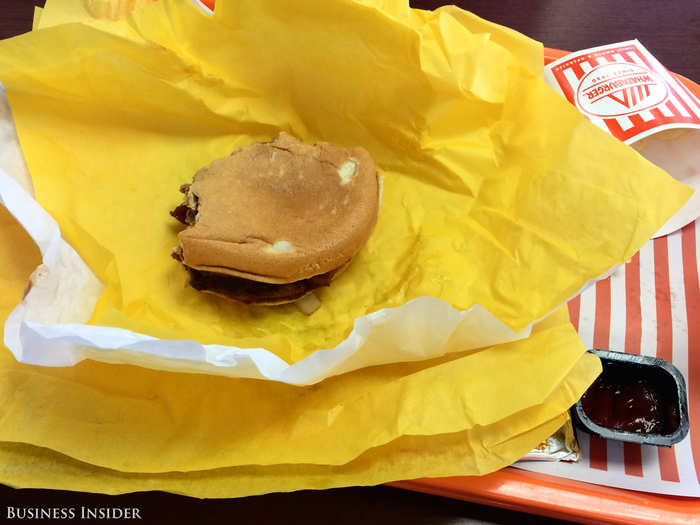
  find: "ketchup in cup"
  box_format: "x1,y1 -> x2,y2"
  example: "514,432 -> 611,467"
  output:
573,350 -> 689,447
581,361 -> 680,435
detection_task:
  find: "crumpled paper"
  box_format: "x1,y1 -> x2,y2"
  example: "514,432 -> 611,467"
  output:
1,145 -> 599,491
0,207 -> 600,492
0,306 -> 594,474
518,418 -> 580,462
542,40 -> 700,238
0,418 -> 568,497
0,0 -> 609,497
0,0 -> 690,383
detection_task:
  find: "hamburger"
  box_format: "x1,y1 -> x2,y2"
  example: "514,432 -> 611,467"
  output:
170,133 -> 380,312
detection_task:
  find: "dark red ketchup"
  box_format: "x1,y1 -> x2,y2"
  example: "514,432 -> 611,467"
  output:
581,362 -> 680,435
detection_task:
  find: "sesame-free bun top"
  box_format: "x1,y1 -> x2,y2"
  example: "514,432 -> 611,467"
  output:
178,133 -> 380,284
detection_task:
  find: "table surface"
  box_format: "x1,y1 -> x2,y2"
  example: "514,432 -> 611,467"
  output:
1,1 -> 699,523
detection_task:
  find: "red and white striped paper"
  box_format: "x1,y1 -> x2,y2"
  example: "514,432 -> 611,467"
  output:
517,219 -> 700,496
544,40 -> 700,144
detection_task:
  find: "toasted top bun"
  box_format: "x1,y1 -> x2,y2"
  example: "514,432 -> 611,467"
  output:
178,133 -> 380,284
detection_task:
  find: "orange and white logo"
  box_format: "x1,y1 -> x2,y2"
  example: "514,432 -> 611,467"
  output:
575,63 -> 668,118
545,40 -> 700,144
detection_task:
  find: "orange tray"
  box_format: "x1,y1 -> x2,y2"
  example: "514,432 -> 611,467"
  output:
389,469 -> 700,525
390,48 -> 700,525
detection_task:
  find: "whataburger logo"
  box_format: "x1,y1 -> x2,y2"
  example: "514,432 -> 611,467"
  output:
575,62 -> 669,118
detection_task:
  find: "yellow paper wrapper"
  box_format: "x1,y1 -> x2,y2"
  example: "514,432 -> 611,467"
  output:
0,1 -> 687,497
0,2 -> 610,494
0,163 -> 602,495
0,417 -> 569,498
0,194 -> 591,473
0,197 -> 600,495
0,0 -> 691,370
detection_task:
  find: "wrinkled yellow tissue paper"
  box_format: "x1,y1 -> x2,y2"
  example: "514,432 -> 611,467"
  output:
0,200 -> 598,496
0,0 -> 686,497
0,0 -> 690,363
0,416 -> 568,498
0,307 -> 590,473
1,169 -> 595,496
